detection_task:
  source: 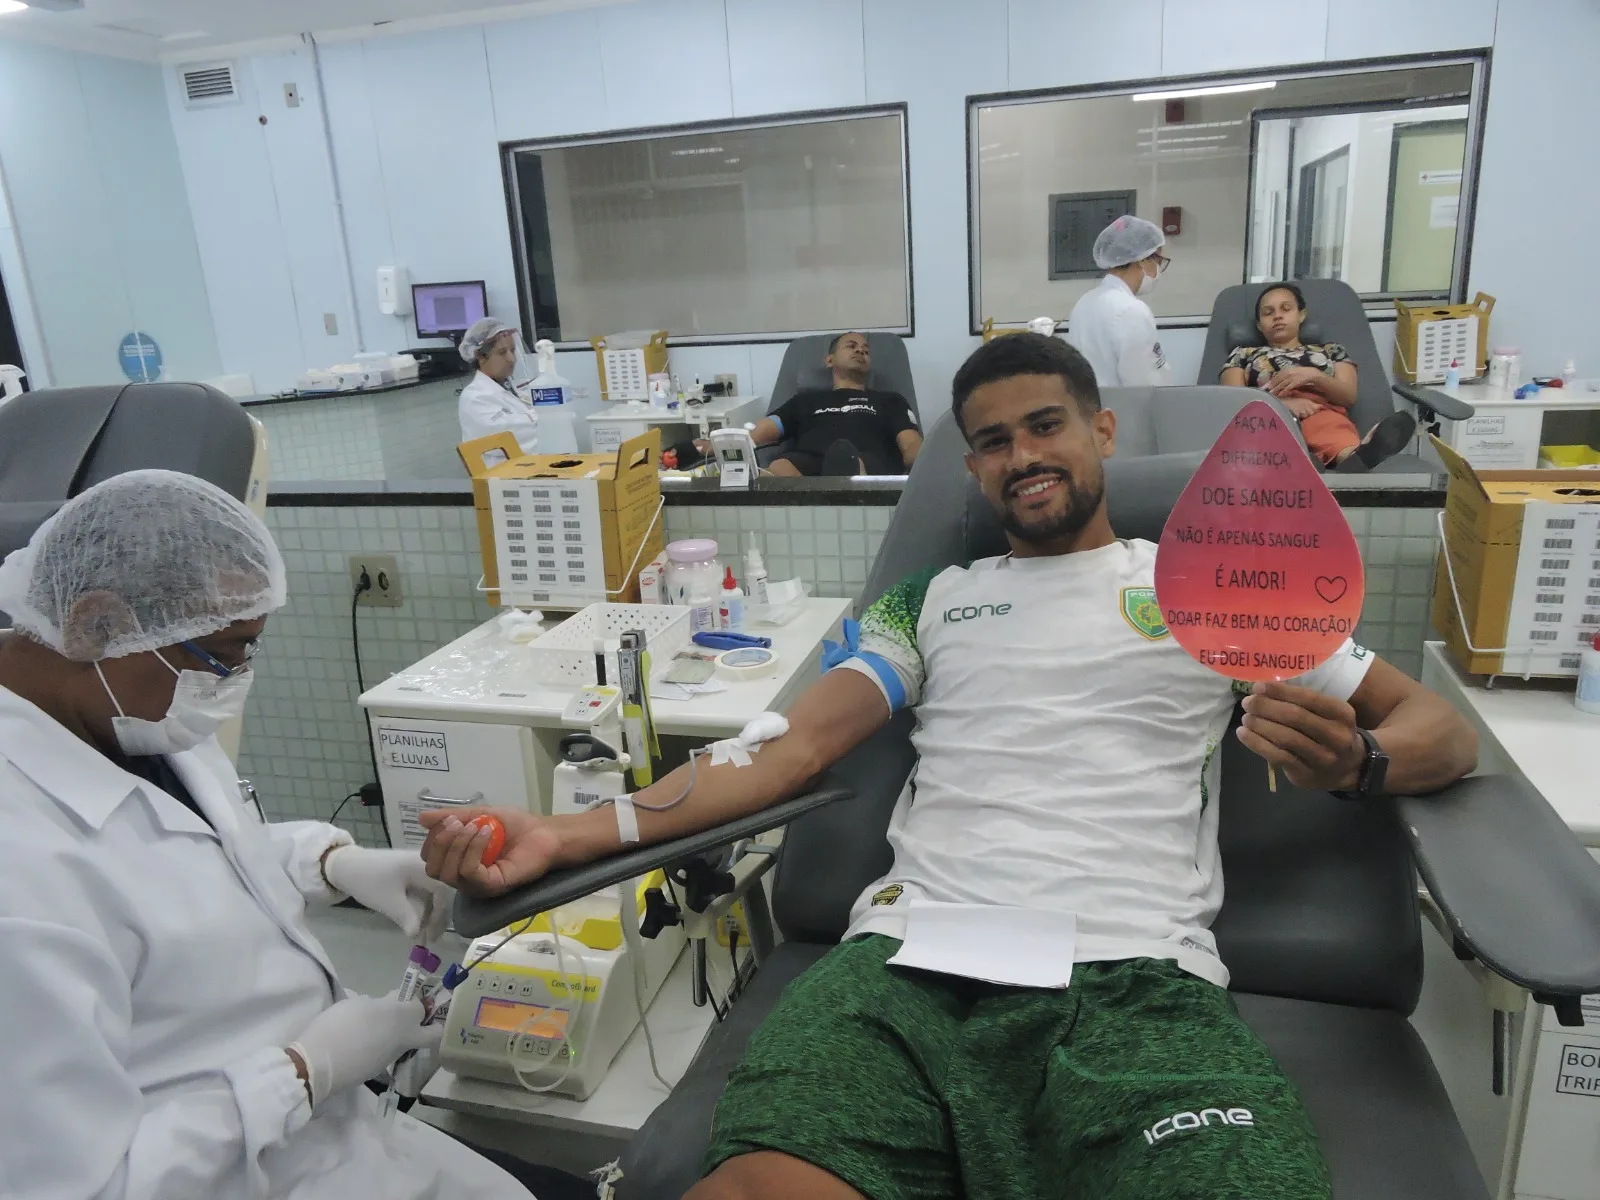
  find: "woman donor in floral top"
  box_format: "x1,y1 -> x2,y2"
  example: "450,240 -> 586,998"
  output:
1221,282 -> 1415,472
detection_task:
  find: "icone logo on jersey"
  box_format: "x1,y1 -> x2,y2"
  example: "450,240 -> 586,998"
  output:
943,602 -> 1012,623
1142,1107 -> 1254,1145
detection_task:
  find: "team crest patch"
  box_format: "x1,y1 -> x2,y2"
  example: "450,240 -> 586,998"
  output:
1120,587 -> 1169,640
872,884 -> 905,907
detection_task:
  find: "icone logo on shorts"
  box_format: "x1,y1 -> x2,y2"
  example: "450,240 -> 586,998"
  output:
1142,1107 -> 1254,1145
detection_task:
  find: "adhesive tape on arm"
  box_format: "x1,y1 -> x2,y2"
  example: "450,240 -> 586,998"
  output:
613,795 -> 640,843
716,647 -> 779,680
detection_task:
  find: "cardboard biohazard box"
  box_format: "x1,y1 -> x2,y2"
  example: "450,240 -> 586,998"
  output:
590,330 -> 669,402
458,429 -> 664,609
1430,435 -> 1600,678
1393,292 -> 1494,385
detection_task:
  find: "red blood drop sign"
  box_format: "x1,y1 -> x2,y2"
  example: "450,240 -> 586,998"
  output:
1154,399 -> 1364,682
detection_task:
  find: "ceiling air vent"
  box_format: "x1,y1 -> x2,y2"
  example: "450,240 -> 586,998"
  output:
179,62 -> 239,109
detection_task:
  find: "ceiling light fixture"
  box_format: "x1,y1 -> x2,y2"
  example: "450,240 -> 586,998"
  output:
0,1 -> 30,14
1131,81 -> 1276,102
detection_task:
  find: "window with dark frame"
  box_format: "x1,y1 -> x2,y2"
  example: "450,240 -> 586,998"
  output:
968,52 -> 1489,330
503,105 -> 913,347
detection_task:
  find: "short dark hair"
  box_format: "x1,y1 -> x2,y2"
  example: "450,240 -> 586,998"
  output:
828,331 -> 867,355
951,333 -> 1100,434
1257,281 -> 1306,314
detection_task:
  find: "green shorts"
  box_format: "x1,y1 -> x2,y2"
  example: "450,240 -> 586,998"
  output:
705,935 -> 1331,1200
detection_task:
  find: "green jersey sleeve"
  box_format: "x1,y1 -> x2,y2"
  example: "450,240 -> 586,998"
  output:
831,565 -> 941,711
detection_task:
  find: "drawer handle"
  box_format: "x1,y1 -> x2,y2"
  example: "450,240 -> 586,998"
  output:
416,790 -> 486,807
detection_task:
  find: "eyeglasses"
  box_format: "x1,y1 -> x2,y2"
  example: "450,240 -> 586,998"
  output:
180,639 -> 260,679
1151,253 -> 1172,274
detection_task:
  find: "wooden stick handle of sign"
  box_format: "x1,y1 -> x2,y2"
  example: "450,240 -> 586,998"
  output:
1268,762 -> 1278,793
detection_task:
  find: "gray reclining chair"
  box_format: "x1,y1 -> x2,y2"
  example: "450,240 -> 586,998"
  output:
759,332 -> 918,468
1200,280 -> 1472,474
0,382 -> 258,563
457,413 -> 1600,1200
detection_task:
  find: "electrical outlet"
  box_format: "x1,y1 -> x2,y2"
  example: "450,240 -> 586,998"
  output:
349,554 -> 403,607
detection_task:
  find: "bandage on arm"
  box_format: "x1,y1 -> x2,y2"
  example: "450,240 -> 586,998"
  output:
553,669 -> 891,867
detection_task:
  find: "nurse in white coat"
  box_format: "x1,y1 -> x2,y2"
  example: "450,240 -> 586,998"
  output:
0,471 -> 560,1200
458,317 -> 540,453
1066,215 -> 1174,389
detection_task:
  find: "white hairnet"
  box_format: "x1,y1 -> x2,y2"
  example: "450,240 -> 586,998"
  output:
0,469 -> 287,662
1092,215 -> 1165,269
460,318 -> 516,363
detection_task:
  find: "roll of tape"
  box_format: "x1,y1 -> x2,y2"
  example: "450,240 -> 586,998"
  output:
716,646 -> 780,680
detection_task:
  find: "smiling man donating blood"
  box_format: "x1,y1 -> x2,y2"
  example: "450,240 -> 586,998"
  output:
424,334 -> 1476,1200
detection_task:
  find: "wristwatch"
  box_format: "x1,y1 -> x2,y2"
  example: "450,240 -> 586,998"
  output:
1332,728 -> 1389,800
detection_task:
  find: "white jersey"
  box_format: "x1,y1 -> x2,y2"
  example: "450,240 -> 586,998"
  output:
1067,274 -> 1173,388
834,539 -> 1372,987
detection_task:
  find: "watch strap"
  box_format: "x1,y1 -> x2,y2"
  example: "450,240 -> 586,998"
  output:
1331,728 -> 1383,801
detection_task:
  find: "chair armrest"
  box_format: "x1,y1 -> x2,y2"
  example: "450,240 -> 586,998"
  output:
452,783 -> 853,937
1399,774 -> 1600,1019
1392,382 -> 1475,423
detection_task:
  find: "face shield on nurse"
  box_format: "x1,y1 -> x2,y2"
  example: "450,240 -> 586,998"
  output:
0,470 -> 282,760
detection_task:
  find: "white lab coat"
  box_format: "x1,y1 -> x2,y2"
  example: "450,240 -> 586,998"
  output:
0,685 -> 530,1200
459,370 -> 540,454
1066,273 -> 1174,389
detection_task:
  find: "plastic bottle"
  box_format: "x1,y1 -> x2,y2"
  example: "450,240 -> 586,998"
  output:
718,566 -> 745,630
1444,358 -> 1461,394
1563,359 -> 1579,387
527,339 -> 579,453
664,539 -> 721,634
1488,346 -> 1522,395
1577,631 -> 1600,716
745,533 -> 770,607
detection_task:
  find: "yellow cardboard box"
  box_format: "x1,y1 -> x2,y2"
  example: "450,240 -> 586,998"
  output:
1430,434 -> 1600,676
590,330 -> 669,402
458,429 -> 664,608
1393,293 -> 1494,384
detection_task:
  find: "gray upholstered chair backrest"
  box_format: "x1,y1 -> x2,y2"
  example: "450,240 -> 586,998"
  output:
771,403 -> 1423,1015
767,333 -> 918,418
1200,279 -> 1396,436
0,383 -> 256,561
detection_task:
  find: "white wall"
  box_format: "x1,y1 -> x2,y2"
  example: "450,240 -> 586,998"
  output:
0,40 -> 219,387
163,0 -> 1574,420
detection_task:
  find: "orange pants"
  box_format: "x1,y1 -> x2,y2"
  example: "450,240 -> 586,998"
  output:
1296,401 -> 1360,466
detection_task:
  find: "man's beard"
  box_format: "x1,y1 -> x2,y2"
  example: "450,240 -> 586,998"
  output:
999,466 -> 1104,545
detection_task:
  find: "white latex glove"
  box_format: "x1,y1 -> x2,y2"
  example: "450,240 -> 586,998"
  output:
288,994 -> 442,1108
322,845 -> 453,941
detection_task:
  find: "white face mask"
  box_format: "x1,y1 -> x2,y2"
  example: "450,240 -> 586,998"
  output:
1136,262 -> 1161,295
96,652 -> 254,756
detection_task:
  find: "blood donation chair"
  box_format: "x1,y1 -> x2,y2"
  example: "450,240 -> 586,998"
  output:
758,332 -> 918,468
456,412 -> 1600,1199
1199,279 -> 1474,474
0,381 -> 261,564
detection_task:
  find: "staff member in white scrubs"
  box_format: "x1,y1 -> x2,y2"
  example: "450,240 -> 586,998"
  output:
1066,215 -> 1174,388
458,317 -> 539,452
0,471 -> 577,1199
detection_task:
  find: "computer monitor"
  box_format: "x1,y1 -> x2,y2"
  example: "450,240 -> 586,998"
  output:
412,280 -> 488,339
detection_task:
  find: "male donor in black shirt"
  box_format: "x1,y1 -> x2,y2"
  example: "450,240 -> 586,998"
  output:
752,333 -> 922,476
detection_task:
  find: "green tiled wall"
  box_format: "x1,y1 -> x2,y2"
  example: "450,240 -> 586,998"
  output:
240,501 -> 1439,845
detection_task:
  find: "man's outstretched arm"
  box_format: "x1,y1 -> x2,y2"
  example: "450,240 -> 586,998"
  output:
420,668 -> 893,895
